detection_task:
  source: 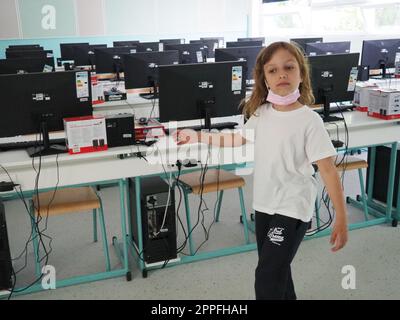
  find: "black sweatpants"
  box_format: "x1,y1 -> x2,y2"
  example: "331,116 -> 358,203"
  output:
254,211 -> 308,300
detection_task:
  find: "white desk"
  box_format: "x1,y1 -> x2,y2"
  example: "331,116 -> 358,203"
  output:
0,110 -> 399,290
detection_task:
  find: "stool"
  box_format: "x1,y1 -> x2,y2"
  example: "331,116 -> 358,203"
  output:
29,186 -> 111,277
315,156 -> 369,227
177,169 -> 249,255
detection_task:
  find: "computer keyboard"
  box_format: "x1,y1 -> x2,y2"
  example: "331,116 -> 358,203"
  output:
165,122 -> 239,135
314,104 -> 355,115
0,138 -> 66,151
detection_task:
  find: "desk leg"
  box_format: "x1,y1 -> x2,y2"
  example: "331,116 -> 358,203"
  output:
134,176 -> 146,277
113,179 -> 131,281
367,146 -> 376,207
384,142 -> 397,223
396,167 -> 400,224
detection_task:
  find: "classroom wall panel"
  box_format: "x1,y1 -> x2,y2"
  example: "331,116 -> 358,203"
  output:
76,0 -> 105,36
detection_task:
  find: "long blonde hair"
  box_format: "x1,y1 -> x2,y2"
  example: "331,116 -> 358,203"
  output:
242,41 -> 315,119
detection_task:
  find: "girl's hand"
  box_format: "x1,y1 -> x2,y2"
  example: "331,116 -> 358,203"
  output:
172,129 -> 199,145
330,221 -> 348,252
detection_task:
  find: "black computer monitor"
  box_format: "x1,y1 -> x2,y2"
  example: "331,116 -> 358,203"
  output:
73,44 -> 107,66
226,40 -> 263,48
8,44 -> 41,49
308,53 -> 359,122
5,49 -> 53,59
215,46 -> 263,85
163,44 -> 207,64
361,39 -> 400,78
190,39 -> 219,58
7,46 -> 44,52
94,47 -> 137,75
200,37 -> 225,47
60,43 -> 90,60
123,50 -> 179,97
305,41 -> 350,56
0,57 -> 55,74
159,39 -> 185,45
290,37 -> 323,53
238,37 -> 265,45
136,42 -> 162,52
158,61 -> 246,130
113,40 -> 140,47
0,70 -> 92,156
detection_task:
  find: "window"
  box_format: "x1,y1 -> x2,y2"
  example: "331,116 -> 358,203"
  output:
255,0 -> 400,37
311,6 -> 364,32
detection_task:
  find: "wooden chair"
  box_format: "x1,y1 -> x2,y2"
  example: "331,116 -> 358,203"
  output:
177,169 -> 250,255
29,186 -> 111,277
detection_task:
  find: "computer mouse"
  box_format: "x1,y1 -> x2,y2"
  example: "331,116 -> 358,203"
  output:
139,117 -> 148,125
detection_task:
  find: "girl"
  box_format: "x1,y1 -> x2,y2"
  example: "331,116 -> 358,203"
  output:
174,41 -> 348,300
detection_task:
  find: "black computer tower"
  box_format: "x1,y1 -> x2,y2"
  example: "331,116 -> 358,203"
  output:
0,198 -> 12,290
105,114 -> 135,148
366,145 -> 400,207
128,176 -> 177,264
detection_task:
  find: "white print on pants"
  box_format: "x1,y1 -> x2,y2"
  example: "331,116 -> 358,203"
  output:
267,227 -> 285,246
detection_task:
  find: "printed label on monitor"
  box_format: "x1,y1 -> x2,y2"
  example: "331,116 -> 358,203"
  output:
232,66 -> 243,92
347,67 -> 358,92
43,64 -> 53,73
196,51 -> 203,63
76,71 -> 89,98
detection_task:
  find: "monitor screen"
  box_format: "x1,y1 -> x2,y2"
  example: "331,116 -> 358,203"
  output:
308,53 -> 359,122
73,44 -> 107,66
290,37 -> 323,53
200,37 -> 224,47
164,44 -> 207,64
215,46 -> 263,84
0,57 -> 55,74
113,40 -> 140,47
5,49 -> 53,59
8,44 -> 41,49
136,42 -> 163,52
123,50 -> 179,90
305,41 -> 350,56
190,39 -> 220,58
0,70 -> 92,138
238,37 -> 265,45
60,43 -> 90,60
158,61 -> 246,128
159,39 -> 185,45
94,47 -> 137,74
226,40 -> 263,48
361,38 -> 400,71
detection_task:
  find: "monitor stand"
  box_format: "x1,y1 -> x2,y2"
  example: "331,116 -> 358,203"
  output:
27,122 -> 67,157
320,90 -> 343,123
139,92 -> 159,100
321,114 -> 343,123
139,83 -> 158,100
27,144 -> 67,158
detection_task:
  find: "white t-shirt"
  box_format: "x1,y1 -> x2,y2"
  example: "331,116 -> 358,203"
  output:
242,103 -> 337,222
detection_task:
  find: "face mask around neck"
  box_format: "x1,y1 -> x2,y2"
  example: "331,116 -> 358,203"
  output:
266,88 -> 300,106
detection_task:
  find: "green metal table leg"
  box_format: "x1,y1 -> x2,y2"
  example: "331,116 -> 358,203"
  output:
238,187 -> 250,244
183,188 -> 195,255
134,177 -> 145,274
215,191 -> 224,222
358,168 -> 369,221
385,142 -> 398,222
